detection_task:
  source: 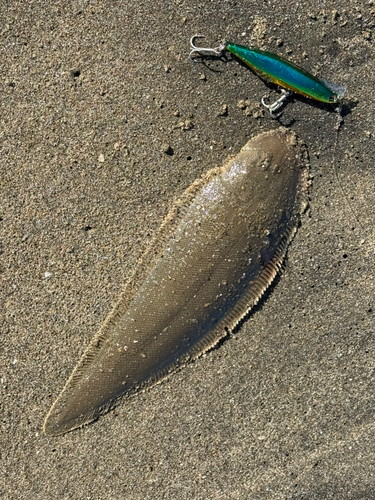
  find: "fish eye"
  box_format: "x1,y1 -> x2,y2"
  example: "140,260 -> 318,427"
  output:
329,95 -> 336,103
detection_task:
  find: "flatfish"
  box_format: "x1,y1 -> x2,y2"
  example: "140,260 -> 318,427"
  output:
44,128 -> 309,436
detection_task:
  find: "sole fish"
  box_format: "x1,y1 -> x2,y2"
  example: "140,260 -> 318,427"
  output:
44,128 -> 309,436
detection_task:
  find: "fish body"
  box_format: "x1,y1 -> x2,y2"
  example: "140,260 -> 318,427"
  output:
226,43 -> 345,103
44,128 -> 309,436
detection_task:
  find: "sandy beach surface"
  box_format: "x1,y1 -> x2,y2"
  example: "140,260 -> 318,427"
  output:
1,1 -> 375,498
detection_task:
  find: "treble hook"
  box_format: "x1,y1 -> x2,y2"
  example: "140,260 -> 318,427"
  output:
189,35 -> 228,62
261,89 -> 293,118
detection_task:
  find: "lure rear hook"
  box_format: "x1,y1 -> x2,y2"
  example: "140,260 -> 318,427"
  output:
261,89 -> 293,118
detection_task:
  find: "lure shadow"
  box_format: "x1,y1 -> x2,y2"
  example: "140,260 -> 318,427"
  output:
197,53 -> 354,121
340,100 -> 357,117
276,115 -> 296,128
191,53 -> 230,73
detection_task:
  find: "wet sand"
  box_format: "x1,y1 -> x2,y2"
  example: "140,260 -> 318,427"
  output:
1,1 -> 375,498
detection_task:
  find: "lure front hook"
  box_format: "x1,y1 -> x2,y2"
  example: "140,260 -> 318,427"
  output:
189,35 -> 227,62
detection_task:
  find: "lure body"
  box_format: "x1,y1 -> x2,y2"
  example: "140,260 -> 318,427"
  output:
44,129 -> 309,436
226,43 -> 345,103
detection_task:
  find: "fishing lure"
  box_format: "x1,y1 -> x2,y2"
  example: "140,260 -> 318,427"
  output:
189,35 -> 346,118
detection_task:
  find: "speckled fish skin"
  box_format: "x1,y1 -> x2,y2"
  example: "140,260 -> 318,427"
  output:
43,128 -> 309,436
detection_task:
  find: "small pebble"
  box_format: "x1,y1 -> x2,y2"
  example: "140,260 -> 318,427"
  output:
217,104 -> 228,117
178,120 -> 193,130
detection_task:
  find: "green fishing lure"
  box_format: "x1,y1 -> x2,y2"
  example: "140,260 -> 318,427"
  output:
190,36 -> 346,117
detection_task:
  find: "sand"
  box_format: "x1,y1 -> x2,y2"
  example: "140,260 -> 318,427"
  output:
1,1 -> 375,498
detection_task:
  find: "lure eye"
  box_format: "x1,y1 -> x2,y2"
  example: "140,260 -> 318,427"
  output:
329,95 -> 336,103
